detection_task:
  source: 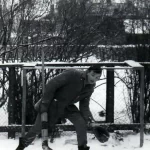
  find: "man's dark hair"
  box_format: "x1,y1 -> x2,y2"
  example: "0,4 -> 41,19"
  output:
88,65 -> 102,74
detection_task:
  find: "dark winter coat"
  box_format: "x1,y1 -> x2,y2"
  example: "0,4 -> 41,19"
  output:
40,69 -> 95,123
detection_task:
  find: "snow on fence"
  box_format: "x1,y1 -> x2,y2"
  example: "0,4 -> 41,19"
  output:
0,61 -> 145,147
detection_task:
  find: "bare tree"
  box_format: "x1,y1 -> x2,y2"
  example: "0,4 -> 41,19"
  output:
113,0 -> 150,123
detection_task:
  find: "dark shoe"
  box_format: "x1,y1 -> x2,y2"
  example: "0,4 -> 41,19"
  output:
78,145 -> 90,150
16,138 -> 26,150
42,140 -> 53,150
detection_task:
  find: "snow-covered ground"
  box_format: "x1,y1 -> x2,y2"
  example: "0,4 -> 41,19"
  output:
0,131 -> 150,150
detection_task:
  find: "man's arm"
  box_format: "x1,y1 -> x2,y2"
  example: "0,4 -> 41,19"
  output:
79,92 -> 95,124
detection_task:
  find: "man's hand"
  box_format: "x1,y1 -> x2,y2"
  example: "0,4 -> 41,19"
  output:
34,99 -> 49,113
87,117 -> 95,127
40,101 -> 49,113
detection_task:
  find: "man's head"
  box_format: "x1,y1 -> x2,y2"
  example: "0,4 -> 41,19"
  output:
86,65 -> 102,84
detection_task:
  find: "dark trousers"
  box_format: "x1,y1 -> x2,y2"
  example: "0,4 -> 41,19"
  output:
22,104 -> 87,147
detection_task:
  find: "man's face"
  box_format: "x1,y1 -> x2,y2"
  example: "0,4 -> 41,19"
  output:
87,70 -> 102,84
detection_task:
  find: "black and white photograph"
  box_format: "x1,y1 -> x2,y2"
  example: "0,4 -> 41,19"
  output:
0,0 -> 150,150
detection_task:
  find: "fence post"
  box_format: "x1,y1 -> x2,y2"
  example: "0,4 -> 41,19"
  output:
140,67 -> 144,147
8,67 -> 16,138
106,69 -> 114,123
42,49 -> 45,94
21,68 -> 26,137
